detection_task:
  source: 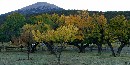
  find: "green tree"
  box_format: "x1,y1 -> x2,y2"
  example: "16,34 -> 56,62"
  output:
91,14 -> 107,55
109,15 -> 130,55
2,12 -> 26,42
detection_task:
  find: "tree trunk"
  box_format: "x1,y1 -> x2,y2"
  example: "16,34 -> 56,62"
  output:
71,40 -> 82,53
45,42 -> 55,54
117,38 -> 128,55
100,28 -> 104,52
27,42 -> 30,60
98,44 -> 102,55
74,43 -> 89,53
90,46 -> 93,52
68,40 -> 89,53
80,43 -> 85,53
79,47 -> 85,53
1,42 -> 3,52
107,40 -> 116,57
117,43 -> 126,55
96,43 -> 102,55
73,43 -> 83,53
93,37 -> 102,55
20,45 -> 23,52
82,44 -> 89,52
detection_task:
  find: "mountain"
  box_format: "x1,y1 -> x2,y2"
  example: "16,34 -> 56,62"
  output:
4,2 -> 64,15
0,2 -> 64,24
0,2 -> 64,16
16,2 -> 64,15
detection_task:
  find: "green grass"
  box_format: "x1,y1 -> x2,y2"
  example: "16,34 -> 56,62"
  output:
0,51 -> 130,65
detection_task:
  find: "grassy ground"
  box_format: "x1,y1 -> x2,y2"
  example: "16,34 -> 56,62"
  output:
0,50 -> 130,65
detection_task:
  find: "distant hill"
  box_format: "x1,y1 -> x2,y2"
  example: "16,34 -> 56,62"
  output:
0,2 -> 64,24
1,2 -> 64,15
17,2 -> 64,15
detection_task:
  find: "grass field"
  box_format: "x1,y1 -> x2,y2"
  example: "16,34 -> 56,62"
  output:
0,50 -> 130,65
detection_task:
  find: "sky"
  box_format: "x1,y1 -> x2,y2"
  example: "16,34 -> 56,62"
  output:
0,0 -> 130,15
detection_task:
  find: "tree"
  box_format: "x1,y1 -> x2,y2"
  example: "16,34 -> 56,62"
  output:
91,14 -> 107,54
32,24 -> 79,52
20,24 -> 35,59
109,15 -> 130,55
2,12 -> 26,42
0,24 -> 10,42
28,13 -> 58,29
104,21 -> 116,57
64,11 -> 90,53
32,24 -> 79,64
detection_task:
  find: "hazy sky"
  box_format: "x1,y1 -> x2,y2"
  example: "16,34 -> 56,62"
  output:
0,0 -> 130,15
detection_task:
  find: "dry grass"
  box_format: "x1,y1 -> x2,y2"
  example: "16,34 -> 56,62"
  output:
0,50 -> 130,65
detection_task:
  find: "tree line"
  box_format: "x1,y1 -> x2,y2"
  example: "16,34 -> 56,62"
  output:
0,11 -> 130,57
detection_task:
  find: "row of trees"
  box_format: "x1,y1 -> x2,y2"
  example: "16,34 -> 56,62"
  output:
0,11 -> 130,57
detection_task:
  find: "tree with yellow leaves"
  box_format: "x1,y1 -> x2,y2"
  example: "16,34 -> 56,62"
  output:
63,11 -> 93,53
32,24 -> 79,46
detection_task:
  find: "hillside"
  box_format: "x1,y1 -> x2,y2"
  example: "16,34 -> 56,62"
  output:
0,2 -> 64,24
16,2 -> 64,15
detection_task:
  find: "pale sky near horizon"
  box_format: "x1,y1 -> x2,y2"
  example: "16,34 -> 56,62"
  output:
0,0 -> 130,15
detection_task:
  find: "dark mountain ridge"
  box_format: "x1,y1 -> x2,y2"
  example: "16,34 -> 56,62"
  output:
17,2 -> 64,15
0,2 -> 64,16
0,2 -> 64,24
